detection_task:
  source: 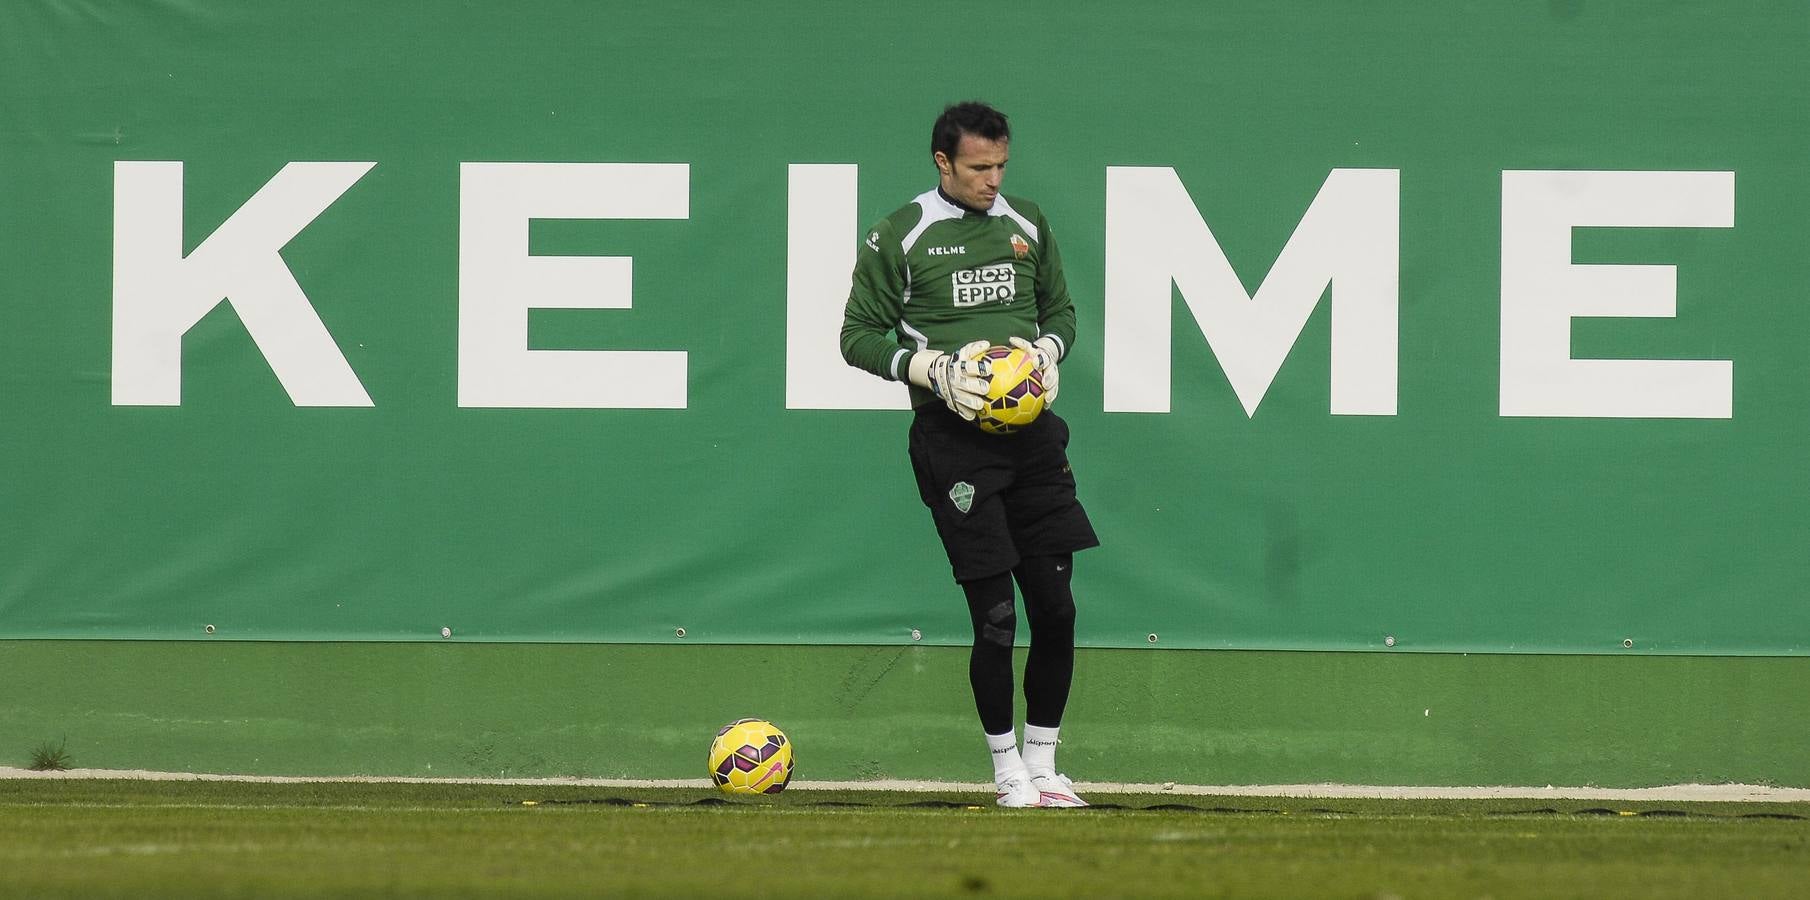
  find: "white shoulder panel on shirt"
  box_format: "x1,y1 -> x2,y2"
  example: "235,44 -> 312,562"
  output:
901,189 -> 965,255
988,196 -> 1040,245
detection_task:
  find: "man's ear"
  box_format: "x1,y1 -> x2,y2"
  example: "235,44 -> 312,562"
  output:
933,150 -> 951,175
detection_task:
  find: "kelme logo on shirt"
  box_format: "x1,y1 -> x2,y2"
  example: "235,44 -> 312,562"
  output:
927,245 -> 966,256
951,263 -> 1017,307
949,481 -> 975,514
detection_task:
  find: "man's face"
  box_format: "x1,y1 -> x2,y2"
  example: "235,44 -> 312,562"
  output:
935,133 -> 1008,209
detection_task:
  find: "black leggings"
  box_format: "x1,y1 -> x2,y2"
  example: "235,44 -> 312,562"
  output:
961,553 -> 1077,735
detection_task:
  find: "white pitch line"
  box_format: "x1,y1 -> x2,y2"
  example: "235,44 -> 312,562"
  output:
1070,782 -> 1810,803
0,768 -> 710,788
2,768 -> 1806,803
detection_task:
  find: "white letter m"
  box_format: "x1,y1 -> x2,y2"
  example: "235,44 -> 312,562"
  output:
1104,167 -> 1398,416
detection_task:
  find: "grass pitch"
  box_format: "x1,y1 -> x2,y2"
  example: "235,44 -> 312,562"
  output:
1,781 -> 1806,898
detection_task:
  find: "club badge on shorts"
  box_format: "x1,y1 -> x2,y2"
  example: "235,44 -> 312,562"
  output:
948,481 -> 975,514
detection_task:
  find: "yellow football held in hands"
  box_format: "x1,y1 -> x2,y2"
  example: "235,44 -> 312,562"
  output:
975,346 -> 1047,435
708,718 -> 794,795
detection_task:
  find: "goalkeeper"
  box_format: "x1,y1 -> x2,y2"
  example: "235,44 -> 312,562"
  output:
840,101 -> 1099,808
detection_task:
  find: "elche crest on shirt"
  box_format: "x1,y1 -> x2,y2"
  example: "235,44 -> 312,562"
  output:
1009,233 -> 1029,259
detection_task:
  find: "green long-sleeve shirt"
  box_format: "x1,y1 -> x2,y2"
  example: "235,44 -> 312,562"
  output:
840,187 -> 1077,409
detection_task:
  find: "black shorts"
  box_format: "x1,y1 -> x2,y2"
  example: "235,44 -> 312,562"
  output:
907,403 -> 1100,583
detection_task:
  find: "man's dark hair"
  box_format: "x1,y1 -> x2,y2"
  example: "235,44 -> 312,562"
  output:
931,101 -> 1010,161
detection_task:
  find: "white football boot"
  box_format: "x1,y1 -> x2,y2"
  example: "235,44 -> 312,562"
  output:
994,768 -> 1041,808
1029,769 -> 1088,808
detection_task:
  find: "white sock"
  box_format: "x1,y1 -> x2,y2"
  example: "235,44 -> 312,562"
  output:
1022,724 -> 1060,773
986,730 -> 1026,780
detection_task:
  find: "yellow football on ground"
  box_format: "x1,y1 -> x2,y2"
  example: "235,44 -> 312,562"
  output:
708,718 -> 794,795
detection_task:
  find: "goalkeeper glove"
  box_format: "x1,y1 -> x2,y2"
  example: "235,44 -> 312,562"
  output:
1008,335 -> 1061,407
908,340 -> 992,420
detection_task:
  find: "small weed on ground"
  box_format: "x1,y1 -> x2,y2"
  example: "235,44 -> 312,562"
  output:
26,738 -> 70,772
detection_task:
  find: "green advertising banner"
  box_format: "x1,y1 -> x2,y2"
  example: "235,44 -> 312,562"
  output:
2,1 -> 1806,653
